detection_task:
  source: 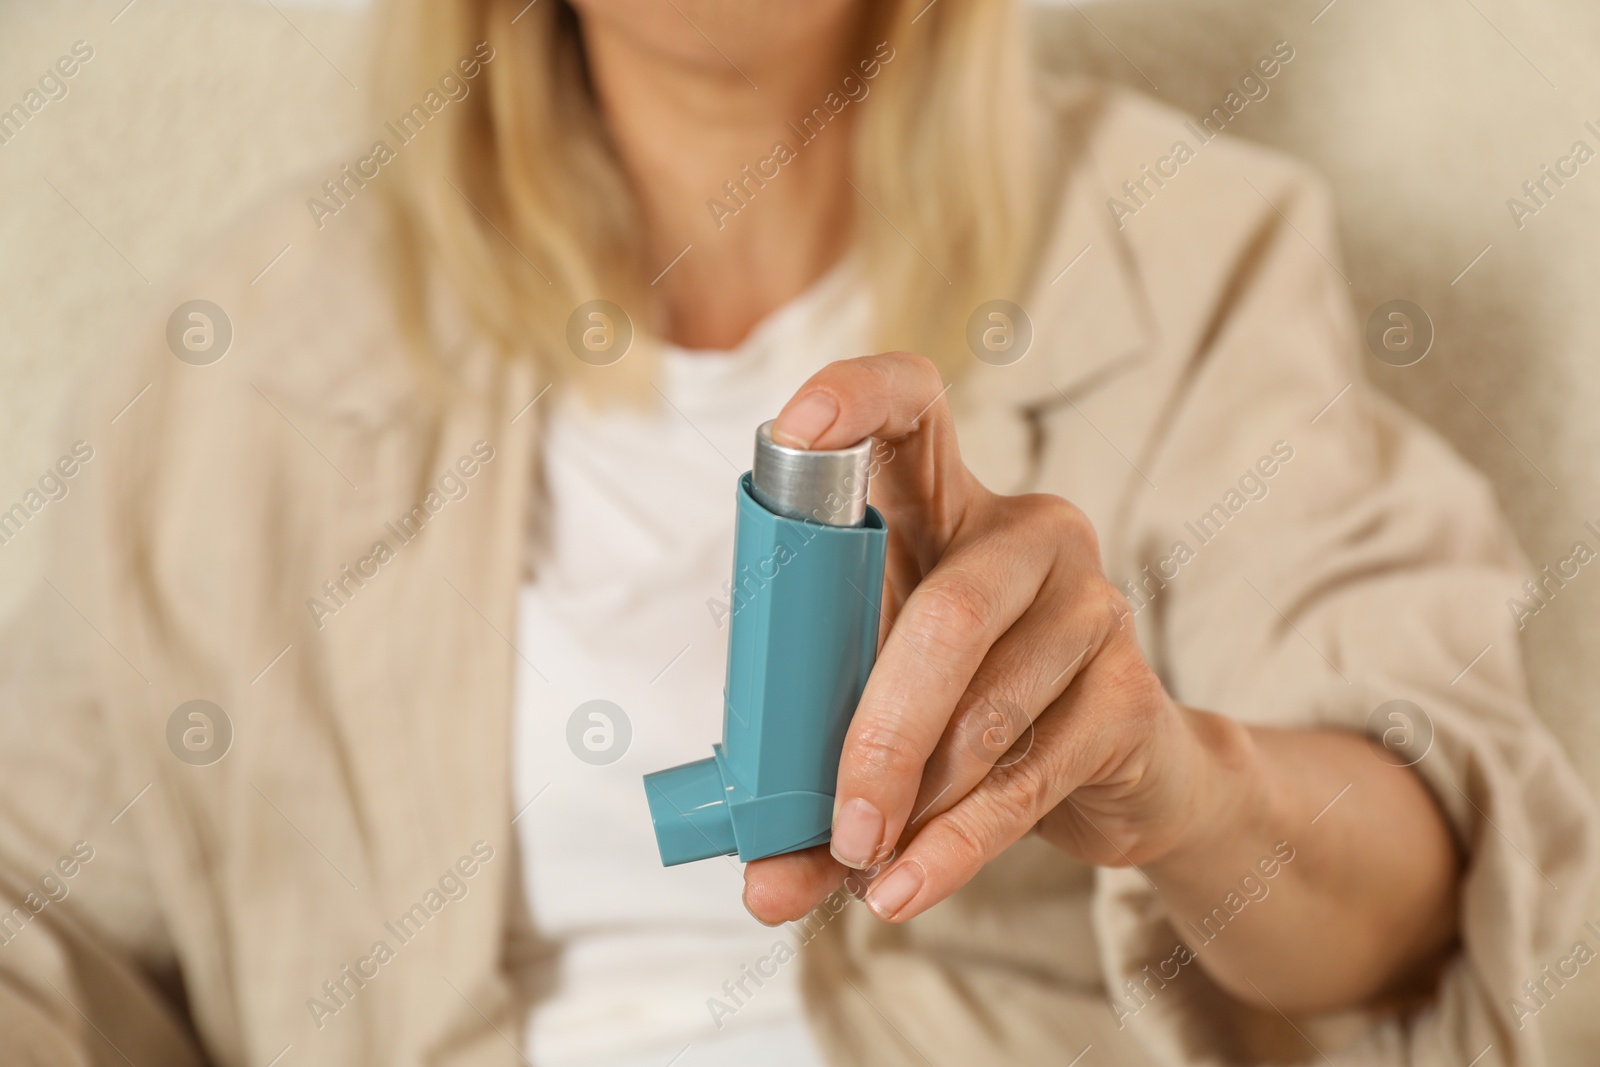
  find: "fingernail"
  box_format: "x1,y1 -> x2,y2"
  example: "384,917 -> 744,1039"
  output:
772,392 -> 838,448
865,862 -> 924,920
830,797 -> 883,869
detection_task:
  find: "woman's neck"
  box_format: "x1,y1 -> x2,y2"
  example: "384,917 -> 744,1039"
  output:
579,10 -> 861,350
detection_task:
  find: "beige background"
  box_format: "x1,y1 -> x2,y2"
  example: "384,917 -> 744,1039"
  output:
1,0 -> 1598,1060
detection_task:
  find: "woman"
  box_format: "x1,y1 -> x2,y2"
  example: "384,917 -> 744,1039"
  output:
0,0 -> 1591,1065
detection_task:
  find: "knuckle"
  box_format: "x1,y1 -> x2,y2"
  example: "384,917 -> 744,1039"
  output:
862,353 -> 901,389
1097,579 -> 1134,624
909,575 -> 996,648
1022,494 -> 1099,554
1067,576 -> 1130,645
888,351 -> 946,408
847,719 -> 925,781
956,689 -> 1029,762
1099,643 -> 1166,716
989,747 -> 1053,803
932,806 -> 994,869
852,357 -> 900,414
888,349 -> 938,381
1023,492 -> 1083,526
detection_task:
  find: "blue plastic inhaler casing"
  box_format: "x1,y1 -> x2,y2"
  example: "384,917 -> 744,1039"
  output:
643,421 -> 888,865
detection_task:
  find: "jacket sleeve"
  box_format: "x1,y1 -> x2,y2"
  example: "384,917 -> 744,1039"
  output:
0,438 -> 205,1064
1085,161 -> 1599,1066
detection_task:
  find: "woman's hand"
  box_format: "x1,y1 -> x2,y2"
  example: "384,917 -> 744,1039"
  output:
742,353 -> 1461,1019
742,352 -> 1241,925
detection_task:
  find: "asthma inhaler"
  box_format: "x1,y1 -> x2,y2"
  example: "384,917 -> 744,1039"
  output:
643,420 -> 888,865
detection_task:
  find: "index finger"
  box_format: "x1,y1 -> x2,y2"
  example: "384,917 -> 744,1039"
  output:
830,518 -> 1054,869
772,350 -> 957,451
773,351 -> 973,588
771,353 -> 1034,872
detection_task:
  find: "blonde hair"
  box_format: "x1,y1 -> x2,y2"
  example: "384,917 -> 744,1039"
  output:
372,0 -> 1039,390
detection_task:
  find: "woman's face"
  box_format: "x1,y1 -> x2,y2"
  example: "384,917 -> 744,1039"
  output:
566,0 -> 865,76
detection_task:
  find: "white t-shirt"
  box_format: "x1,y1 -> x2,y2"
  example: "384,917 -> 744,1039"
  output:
513,258 -> 868,1067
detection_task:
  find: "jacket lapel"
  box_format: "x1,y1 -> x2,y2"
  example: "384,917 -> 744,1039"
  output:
258,334 -> 541,1061
957,86 -> 1156,492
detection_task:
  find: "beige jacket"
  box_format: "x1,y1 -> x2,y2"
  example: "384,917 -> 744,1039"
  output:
0,78 -> 1592,1067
